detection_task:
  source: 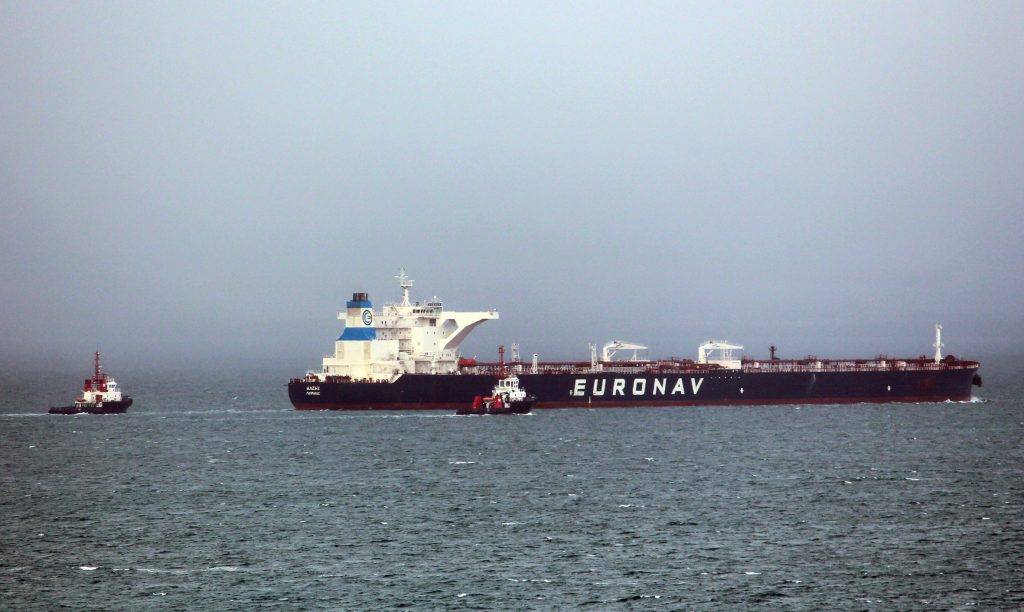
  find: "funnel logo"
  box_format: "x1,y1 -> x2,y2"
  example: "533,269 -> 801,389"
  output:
362,309 -> 373,326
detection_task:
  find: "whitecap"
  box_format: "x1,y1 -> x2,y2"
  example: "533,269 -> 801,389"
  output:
207,566 -> 241,572
449,461 -> 476,465
745,571 -> 760,575
134,567 -> 187,574
79,566 -> 98,571
905,477 -> 921,481
502,522 -> 521,526
457,593 -> 467,598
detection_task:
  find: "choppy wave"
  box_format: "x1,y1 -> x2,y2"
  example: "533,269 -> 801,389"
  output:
3,393 -> 1022,609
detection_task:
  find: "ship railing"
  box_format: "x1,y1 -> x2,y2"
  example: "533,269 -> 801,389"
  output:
740,361 -> 974,374
403,354 -> 980,377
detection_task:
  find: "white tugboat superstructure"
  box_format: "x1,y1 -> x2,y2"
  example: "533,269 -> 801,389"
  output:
492,375 -> 532,406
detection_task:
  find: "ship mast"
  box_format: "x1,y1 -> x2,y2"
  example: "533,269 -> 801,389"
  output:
396,268 -> 414,307
92,351 -> 107,391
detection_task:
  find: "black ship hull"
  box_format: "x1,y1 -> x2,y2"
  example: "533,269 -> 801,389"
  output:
289,367 -> 979,410
49,398 -> 133,415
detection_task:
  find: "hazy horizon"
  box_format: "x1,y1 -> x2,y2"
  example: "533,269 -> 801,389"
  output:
2,2 -> 1022,374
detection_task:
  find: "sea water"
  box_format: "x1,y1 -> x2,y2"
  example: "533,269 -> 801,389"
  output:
1,362 -> 1021,609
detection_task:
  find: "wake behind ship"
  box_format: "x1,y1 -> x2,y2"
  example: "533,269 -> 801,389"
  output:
288,271 -> 981,410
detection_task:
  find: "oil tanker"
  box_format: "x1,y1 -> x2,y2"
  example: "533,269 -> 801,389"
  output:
288,271 -> 981,410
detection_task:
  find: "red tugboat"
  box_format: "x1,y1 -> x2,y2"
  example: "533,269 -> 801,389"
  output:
49,352 -> 133,414
457,374 -> 537,415
457,346 -> 536,415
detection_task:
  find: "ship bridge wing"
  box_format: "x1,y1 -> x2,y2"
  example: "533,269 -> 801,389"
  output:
440,310 -> 499,351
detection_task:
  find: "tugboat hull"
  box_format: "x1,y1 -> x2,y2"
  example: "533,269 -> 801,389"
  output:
456,392 -> 536,415
455,400 -> 534,416
49,398 -> 133,415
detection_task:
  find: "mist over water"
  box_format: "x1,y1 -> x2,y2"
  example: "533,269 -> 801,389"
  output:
1,3 -> 1022,370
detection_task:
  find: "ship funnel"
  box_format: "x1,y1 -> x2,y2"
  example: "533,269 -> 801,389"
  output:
339,292 -> 376,341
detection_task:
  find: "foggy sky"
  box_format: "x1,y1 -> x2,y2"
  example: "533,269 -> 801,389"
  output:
2,2 -> 1022,372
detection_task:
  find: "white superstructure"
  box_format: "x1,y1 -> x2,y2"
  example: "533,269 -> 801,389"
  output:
79,379 -> 125,405
76,352 -> 127,405
314,269 -> 498,381
492,375 -> 530,404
